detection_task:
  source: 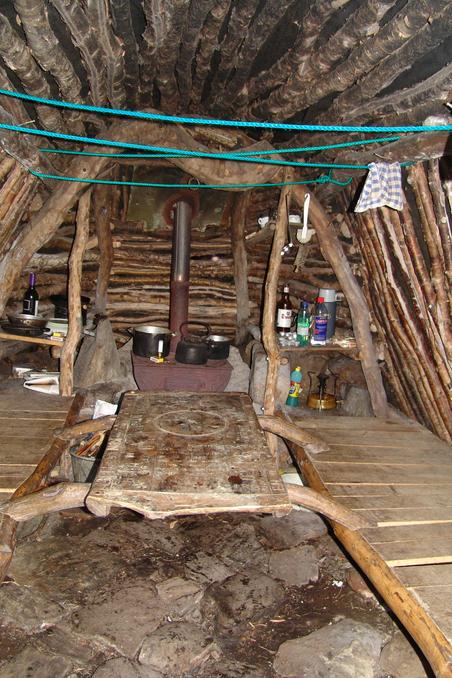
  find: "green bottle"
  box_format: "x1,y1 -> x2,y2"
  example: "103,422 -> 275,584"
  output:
297,301 -> 310,347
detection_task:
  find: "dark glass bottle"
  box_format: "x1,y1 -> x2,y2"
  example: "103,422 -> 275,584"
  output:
22,273 -> 39,315
276,284 -> 293,334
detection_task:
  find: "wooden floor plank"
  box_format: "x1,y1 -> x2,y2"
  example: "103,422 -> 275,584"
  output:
340,493 -> 452,510
408,587 -> 452,642
362,524 -> 452,543
318,446 -> 452,465
395,565 -> 452,587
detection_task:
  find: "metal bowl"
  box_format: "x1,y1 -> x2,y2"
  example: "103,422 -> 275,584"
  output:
7,313 -> 47,329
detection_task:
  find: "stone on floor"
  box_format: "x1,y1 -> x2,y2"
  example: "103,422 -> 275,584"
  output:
257,510 -> 327,550
378,631 -> 430,678
155,576 -> 204,619
184,552 -> 235,585
269,545 -> 319,587
75,584 -> 167,657
273,618 -> 385,678
0,646 -> 73,678
91,657 -> 161,677
138,621 -> 217,675
195,657 -> 267,677
203,571 -> 285,632
0,583 -> 69,633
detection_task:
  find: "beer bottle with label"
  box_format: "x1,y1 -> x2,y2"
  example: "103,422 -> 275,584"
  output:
276,284 -> 293,334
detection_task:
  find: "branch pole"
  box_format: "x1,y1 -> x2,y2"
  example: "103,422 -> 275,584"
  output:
230,192 -> 251,344
93,184 -> 114,315
292,185 -> 388,418
59,190 -> 91,397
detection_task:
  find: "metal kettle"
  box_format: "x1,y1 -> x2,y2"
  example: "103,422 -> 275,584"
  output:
175,321 -> 210,365
307,371 -> 338,410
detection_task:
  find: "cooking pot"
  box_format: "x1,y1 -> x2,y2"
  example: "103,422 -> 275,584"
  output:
207,334 -> 230,360
130,325 -> 173,358
175,321 -> 210,365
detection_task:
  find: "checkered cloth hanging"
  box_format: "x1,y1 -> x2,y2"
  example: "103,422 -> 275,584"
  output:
354,162 -> 404,212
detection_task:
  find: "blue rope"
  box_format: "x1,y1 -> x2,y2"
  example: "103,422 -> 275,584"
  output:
0,88 -> 451,133
0,122 -> 375,170
40,135 -> 401,158
28,167 -> 353,189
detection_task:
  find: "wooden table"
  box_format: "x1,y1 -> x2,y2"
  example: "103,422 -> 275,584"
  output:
86,391 -> 291,519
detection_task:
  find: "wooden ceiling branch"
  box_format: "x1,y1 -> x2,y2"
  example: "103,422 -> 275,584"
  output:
110,0 -> 141,106
13,0 -> 85,135
153,1 -> 190,113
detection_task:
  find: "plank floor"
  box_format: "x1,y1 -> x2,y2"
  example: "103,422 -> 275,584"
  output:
0,381 -> 71,499
296,415 -> 452,671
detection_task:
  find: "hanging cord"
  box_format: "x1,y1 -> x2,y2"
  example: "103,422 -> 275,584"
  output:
1,87 -> 451,133
26,167 -> 353,190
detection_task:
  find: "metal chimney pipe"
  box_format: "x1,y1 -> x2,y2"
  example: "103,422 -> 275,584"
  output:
169,200 -> 192,345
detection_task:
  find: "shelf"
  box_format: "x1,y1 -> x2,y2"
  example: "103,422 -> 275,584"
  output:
279,342 -> 358,355
0,330 -> 64,348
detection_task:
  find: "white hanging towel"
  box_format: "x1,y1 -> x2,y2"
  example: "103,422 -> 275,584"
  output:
354,162 -> 403,212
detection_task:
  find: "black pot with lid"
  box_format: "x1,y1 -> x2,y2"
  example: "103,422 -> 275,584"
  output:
130,324 -> 174,358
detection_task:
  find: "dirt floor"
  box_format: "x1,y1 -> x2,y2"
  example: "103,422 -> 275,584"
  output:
0,505 -> 432,677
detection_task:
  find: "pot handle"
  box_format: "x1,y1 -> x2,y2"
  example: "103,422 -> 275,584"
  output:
179,321 -> 211,338
127,327 -> 134,336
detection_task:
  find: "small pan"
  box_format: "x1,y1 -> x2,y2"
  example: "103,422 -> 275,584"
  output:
7,313 -> 47,329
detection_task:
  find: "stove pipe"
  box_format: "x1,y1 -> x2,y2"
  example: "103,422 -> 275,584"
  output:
169,200 -> 192,341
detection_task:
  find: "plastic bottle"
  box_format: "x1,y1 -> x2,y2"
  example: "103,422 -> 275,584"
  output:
311,296 -> 329,345
286,366 -> 302,407
296,301 -> 311,346
276,284 -> 293,335
22,273 -> 39,315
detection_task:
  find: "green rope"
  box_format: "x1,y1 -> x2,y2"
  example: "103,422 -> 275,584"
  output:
1,87 -> 451,133
28,167 -> 353,189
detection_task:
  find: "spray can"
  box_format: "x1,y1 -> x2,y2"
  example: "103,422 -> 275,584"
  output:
286,366 -> 302,407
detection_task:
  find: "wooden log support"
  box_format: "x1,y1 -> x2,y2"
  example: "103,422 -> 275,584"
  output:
0,482 -> 90,522
231,192 -> 251,344
292,185 -> 388,419
0,391 -> 87,582
60,190 -> 91,397
93,185 -> 114,314
285,484 -> 373,531
258,415 -> 329,454
54,414 -> 116,441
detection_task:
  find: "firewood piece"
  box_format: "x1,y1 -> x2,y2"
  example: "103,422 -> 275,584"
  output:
13,0 -> 85,134
428,160 -> 452,290
60,190 -> 91,397
54,415 -> 116,441
94,185 -> 114,314
0,390 -> 87,582
258,415 -> 329,454
0,482 -> 90,522
285,484 -> 373,530
231,192 -> 250,344
152,1 -> 190,111
110,0 -> 141,105
292,185 -> 388,419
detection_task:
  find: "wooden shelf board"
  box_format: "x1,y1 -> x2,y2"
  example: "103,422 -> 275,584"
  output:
0,330 -> 64,347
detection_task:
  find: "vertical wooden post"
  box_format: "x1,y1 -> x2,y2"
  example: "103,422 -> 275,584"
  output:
231,192 -> 250,344
93,185 -> 113,315
292,184 -> 388,418
261,183 -> 293,460
60,190 -> 91,397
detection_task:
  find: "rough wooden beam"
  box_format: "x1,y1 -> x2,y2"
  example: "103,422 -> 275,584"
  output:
190,0 -> 231,106
54,415 -> 116,441
1,482 -> 90,522
253,0 -> 394,119
230,192 -> 250,344
0,14 -> 66,132
49,0 -> 107,107
285,484 -> 373,530
13,0 -> 85,134
110,0 -> 141,105
60,190 -> 90,397
258,415 -> 329,454
176,0 -> 216,109
237,0 -> 351,109
85,0 -> 126,108
292,184 -> 388,418
153,1 -> 190,112
93,185 -> 113,314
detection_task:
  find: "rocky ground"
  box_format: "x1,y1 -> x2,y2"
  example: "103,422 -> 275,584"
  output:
0,505 -> 432,677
